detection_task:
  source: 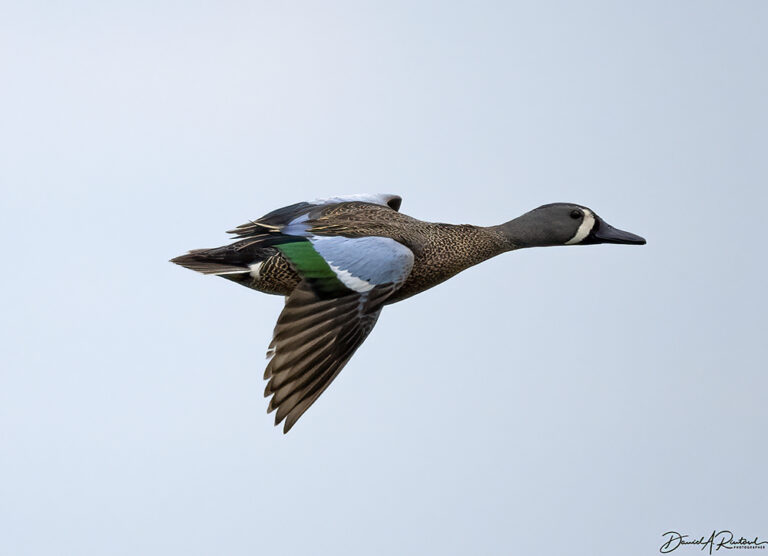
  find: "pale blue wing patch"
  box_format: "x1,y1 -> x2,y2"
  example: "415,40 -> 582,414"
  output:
281,213 -> 312,237
309,236 -> 414,292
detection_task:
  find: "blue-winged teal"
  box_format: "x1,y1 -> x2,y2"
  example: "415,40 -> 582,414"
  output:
172,194 -> 646,432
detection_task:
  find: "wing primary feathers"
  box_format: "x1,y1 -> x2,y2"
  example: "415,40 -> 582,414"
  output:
263,282 -> 393,433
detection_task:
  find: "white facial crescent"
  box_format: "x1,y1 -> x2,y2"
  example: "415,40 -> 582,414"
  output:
565,208 -> 596,245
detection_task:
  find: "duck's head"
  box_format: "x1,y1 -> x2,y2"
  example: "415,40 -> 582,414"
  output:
499,203 -> 646,248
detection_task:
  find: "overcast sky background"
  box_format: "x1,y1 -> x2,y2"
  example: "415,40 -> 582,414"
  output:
1,2 -> 766,555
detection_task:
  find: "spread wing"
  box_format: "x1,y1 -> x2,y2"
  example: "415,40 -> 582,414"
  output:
264,235 -> 414,432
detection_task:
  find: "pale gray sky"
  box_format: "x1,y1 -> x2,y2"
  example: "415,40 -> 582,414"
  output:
1,2 -> 766,555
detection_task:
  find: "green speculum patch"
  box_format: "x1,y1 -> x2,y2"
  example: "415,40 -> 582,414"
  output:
276,241 -> 348,296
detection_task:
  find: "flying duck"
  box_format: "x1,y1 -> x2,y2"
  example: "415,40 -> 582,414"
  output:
172,194 -> 645,432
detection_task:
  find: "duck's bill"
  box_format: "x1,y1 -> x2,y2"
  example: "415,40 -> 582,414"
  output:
591,220 -> 646,245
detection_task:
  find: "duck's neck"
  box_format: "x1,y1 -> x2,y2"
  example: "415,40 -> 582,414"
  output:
427,223 -> 514,264
489,212 -> 558,249
388,223 -> 511,303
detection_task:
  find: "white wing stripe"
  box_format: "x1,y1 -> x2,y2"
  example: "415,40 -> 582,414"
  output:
328,263 -> 375,293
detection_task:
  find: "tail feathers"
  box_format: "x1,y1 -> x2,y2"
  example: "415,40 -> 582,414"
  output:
170,250 -> 250,275
172,231 -> 300,276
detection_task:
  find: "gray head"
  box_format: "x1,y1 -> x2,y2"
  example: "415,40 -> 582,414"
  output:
498,203 -> 646,248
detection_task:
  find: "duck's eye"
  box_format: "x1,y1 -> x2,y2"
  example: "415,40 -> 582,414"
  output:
570,209 -> 583,219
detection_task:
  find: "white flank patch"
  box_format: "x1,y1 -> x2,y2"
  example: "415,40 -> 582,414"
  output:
328,263 -> 375,293
566,208 -> 596,245
249,261 -> 263,279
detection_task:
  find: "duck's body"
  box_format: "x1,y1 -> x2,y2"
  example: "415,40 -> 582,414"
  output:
183,199 -> 511,303
172,193 -> 645,432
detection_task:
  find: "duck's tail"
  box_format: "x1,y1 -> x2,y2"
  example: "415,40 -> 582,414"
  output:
172,218 -> 306,276
170,249 -> 245,275
170,241 -> 276,276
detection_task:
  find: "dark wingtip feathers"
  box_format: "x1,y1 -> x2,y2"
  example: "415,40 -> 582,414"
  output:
277,415 -> 294,434
268,395 -> 297,434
